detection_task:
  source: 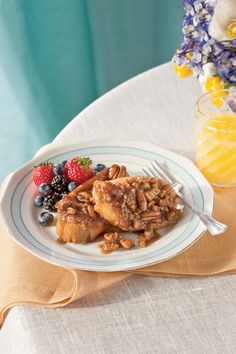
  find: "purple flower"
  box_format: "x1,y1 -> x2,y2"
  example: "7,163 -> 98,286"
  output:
184,3 -> 195,17
173,52 -> 188,66
182,24 -> 195,36
231,39 -> 236,46
196,27 -> 209,42
193,1 -> 203,13
215,51 -> 236,83
205,0 -> 217,8
202,40 -> 213,55
191,47 -> 202,63
173,0 -> 235,86
189,62 -> 203,76
180,38 -> 193,51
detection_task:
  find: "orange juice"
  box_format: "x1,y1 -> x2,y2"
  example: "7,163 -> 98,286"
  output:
196,112 -> 236,186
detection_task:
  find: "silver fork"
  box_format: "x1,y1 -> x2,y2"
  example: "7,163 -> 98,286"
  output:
142,160 -> 227,236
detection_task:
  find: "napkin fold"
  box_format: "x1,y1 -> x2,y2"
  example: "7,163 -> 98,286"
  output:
0,148 -> 236,327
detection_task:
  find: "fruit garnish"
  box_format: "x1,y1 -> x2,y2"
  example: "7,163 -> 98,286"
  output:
38,212 -> 54,226
43,194 -> 60,212
64,157 -> 94,184
53,162 -> 65,176
68,181 -> 78,192
32,162 -> 54,187
93,163 -> 106,173
51,175 -> 69,192
38,183 -> 52,197
34,195 -> 44,207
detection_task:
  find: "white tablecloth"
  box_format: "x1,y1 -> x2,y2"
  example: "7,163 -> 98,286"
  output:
1,63 -> 235,354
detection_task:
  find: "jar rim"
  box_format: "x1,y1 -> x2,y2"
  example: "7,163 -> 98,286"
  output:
196,89 -> 236,124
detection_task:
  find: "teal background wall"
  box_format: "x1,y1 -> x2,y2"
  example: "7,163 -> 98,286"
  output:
0,0 -> 183,181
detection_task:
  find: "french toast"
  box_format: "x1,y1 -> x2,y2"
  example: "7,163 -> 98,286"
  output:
55,165 -> 128,243
56,167 -> 183,248
92,176 -> 182,232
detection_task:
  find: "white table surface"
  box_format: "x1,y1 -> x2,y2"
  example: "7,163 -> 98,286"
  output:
1,62 -> 235,354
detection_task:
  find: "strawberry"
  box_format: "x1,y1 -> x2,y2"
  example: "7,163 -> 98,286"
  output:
32,162 -> 55,187
64,157 -> 94,184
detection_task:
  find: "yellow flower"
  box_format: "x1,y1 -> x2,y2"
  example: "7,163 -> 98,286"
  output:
205,76 -> 225,92
210,95 -> 224,108
205,76 -> 227,108
186,52 -> 193,60
174,64 -> 193,78
227,21 -> 236,39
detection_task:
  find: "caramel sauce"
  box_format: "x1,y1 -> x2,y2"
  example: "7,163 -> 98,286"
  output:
57,238 -> 66,244
144,234 -> 160,246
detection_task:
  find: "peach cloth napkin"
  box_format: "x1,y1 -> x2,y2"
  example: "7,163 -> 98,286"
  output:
0,186 -> 236,326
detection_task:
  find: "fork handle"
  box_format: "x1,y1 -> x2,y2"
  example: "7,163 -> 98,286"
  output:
176,190 -> 227,236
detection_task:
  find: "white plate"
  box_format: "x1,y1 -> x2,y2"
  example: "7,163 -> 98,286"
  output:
0,140 -> 213,272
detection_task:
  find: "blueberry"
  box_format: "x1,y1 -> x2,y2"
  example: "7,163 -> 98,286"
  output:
38,212 -> 54,226
68,181 -> 78,192
34,195 -> 44,207
93,163 -> 106,173
53,162 -> 65,175
38,183 -> 52,197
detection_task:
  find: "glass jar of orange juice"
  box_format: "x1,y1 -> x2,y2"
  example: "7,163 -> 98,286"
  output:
195,89 -> 236,187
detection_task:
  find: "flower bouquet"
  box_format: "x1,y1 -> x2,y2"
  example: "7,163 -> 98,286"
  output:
173,0 -> 236,109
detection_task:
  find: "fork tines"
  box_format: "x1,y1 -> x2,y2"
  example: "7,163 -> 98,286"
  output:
142,161 -> 173,185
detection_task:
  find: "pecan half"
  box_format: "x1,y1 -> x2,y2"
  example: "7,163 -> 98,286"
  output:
108,165 -> 120,179
87,205 -> 95,218
137,229 -> 160,247
140,210 -> 161,221
99,241 -> 120,254
119,238 -> 134,250
104,232 -> 122,243
145,188 -> 160,202
77,191 -> 92,202
136,189 -> 147,212
67,207 -> 77,215
117,165 -> 128,178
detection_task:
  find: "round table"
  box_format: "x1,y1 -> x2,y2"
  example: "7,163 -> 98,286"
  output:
1,63 -> 235,354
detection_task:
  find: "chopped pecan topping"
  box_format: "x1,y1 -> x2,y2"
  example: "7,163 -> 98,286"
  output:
142,182 -> 151,190
127,198 -> 137,212
138,236 -> 146,248
136,189 -> 147,212
99,241 -> 120,254
119,238 -> 134,250
104,232 -> 122,243
87,205 -> 95,218
144,188 -> 160,202
99,232 -> 135,253
158,199 -> 171,207
77,191 -> 92,201
133,218 -> 143,229
140,210 -> 161,221
137,229 -> 160,248
147,200 -> 156,209
67,207 -> 77,215
126,188 -> 137,211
